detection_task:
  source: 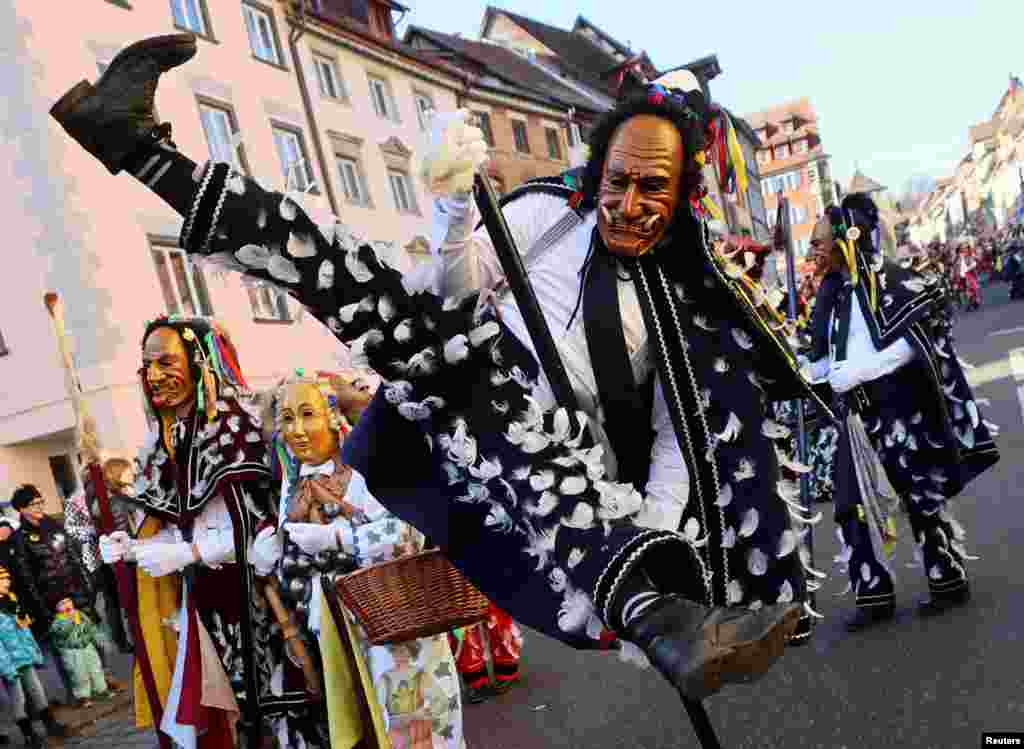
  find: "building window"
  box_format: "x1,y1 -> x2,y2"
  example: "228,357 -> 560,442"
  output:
512,120 -> 530,154
414,93 -> 434,132
775,143 -> 789,159
248,284 -> 291,322
198,101 -> 244,172
475,112 -> 495,147
337,156 -> 370,206
314,55 -> 345,100
790,204 -> 808,225
545,128 -> 562,160
170,0 -> 209,36
243,3 -> 282,66
368,75 -> 398,121
272,125 -> 315,192
150,240 -> 213,317
564,123 -> 577,148
387,169 -> 418,215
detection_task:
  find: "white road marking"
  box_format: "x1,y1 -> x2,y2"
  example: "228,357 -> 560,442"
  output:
989,326 -> 1024,337
1009,348 -> 1024,425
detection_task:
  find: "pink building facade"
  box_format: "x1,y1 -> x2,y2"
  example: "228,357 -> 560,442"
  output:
0,0 -> 460,511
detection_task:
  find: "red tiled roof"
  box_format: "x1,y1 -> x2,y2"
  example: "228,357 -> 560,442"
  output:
743,97 -> 817,131
483,7 -> 625,97
405,27 -> 602,113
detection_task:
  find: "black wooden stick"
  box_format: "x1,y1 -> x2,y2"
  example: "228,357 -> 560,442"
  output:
474,172 -> 724,749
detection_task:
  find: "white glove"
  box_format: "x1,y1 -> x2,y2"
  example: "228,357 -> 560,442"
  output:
285,522 -> 348,556
419,109 -> 489,197
136,542 -> 196,578
828,361 -> 859,393
99,532 -> 135,564
249,527 -> 284,577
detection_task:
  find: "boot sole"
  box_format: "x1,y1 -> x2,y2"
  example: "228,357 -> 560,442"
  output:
682,604 -> 802,700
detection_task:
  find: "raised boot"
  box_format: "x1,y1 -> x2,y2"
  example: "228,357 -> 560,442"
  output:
49,33 -> 197,174
624,596 -> 802,701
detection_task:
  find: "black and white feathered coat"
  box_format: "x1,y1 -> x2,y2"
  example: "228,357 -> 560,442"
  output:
180,165 -> 832,650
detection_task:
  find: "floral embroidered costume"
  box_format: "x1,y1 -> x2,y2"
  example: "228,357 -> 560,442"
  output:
51,38 -> 836,702
804,198 -> 999,630
254,370 -> 463,749
93,317 -> 320,749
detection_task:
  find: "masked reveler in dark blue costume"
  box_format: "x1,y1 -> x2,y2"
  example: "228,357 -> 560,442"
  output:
802,196 -> 999,631
50,35 -> 837,704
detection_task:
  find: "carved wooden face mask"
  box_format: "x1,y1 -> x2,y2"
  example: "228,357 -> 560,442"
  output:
142,327 -> 196,412
279,382 -> 341,466
597,115 -> 685,258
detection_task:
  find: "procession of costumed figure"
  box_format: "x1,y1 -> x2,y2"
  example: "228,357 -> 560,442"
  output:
802,197 -> 1000,631
51,36 -> 842,710
252,369 -> 463,749
94,315 -> 322,749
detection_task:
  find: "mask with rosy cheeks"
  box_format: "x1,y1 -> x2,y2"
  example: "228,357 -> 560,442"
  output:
142,327 -> 196,413
279,383 -> 341,466
56,598 -> 75,616
597,115 -> 685,258
0,573 -> 10,597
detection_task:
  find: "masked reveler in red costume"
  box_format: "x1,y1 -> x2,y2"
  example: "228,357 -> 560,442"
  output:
51,35 -> 836,709
96,316 -> 328,749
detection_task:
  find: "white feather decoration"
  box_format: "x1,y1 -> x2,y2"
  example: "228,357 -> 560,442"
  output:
739,508 -> 759,537
715,483 -> 734,508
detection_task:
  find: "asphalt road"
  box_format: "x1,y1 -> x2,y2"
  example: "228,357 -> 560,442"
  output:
461,282 -> 1024,749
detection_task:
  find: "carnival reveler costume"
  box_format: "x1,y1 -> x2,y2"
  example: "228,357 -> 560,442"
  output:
95,316 -> 320,748
51,35 -> 836,703
803,198 -> 999,631
251,370 -> 463,749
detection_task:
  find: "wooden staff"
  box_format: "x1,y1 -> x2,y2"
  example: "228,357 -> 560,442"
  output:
257,574 -> 322,698
43,292 -> 171,749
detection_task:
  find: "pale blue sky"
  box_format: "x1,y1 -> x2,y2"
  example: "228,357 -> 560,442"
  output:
400,0 -> 1024,196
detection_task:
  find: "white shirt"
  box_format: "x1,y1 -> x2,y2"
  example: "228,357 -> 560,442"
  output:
431,194 -> 688,532
808,285 -> 916,390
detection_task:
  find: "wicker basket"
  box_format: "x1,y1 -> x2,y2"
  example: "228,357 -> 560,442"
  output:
335,549 -> 489,645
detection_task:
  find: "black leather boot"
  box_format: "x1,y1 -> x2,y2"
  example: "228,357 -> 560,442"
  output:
16,719 -> 44,749
787,613 -> 814,647
49,33 -> 197,174
624,596 -> 802,701
919,581 -> 971,616
844,601 -> 896,631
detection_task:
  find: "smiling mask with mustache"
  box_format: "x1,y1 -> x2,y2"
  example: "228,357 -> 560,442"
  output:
142,327 -> 196,413
597,115 -> 685,258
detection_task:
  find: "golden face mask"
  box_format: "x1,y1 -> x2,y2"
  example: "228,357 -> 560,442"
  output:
279,382 -> 341,466
142,327 -> 196,412
597,115 -> 685,258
